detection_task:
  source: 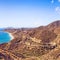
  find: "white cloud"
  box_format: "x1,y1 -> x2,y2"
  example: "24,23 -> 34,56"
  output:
55,6 -> 60,14
58,0 -> 60,2
51,0 -> 60,4
51,0 -> 54,3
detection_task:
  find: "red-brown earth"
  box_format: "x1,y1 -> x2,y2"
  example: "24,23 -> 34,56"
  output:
0,20 -> 60,60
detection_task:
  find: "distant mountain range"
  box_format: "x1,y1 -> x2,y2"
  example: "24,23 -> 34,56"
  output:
0,20 -> 60,60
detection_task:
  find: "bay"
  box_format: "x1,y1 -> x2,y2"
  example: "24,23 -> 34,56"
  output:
0,31 -> 12,44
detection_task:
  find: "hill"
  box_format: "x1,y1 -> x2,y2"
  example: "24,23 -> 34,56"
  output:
0,20 -> 60,60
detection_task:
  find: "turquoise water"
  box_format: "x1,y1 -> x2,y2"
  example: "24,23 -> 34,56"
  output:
0,31 -> 12,44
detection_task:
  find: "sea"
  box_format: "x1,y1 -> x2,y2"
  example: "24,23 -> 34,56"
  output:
0,31 -> 12,44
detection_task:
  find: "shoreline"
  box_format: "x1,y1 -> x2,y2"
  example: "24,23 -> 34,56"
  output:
6,32 -> 14,40
9,33 -> 14,40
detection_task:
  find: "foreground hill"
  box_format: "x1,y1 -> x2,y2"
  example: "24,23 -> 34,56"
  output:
0,20 -> 60,60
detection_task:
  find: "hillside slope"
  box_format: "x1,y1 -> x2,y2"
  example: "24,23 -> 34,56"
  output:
0,20 -> 60,60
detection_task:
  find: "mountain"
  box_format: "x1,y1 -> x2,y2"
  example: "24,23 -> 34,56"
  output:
47,20 -> 60,28
0,20 -> 60,60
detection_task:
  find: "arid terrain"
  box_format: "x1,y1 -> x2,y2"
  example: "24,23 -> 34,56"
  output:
0,20 -> 60,60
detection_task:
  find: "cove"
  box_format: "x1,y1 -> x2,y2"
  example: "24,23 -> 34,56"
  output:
0,31 -> 13,44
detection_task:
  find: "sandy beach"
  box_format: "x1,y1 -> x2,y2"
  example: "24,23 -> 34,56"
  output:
9,33 -> 14,40
6,32 -> 14,40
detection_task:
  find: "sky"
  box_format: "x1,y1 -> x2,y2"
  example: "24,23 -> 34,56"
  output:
0,0 -> 60,28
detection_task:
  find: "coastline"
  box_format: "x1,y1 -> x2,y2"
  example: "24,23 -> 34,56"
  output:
9,33 -> 14,40
6,32 -> 14,40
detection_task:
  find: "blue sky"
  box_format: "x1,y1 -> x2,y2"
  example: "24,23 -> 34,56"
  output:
0,0 -> 60,28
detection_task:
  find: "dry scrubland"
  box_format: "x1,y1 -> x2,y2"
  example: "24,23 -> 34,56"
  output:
0,21 -> 60,60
